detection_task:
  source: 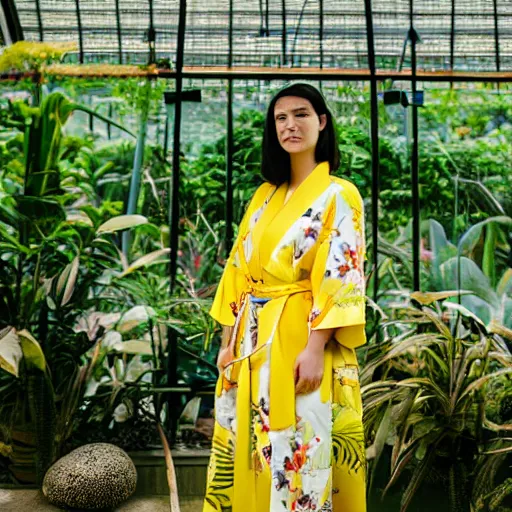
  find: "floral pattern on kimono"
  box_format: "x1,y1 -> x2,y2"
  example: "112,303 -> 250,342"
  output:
204,162 -> 367,512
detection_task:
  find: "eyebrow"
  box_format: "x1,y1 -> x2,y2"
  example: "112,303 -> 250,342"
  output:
274,106 -> 310,117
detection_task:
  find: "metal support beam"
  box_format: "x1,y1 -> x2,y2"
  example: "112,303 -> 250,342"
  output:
148,0 -> 156,64
364,0 -> 380,304
34,0 -> 43,41
319,0 -> 323,69
265,0 -> 270,37
5,68 -> 512,84
228,0 -> 233,68
450,0 -> 455,71
166,0 -> 187,442
225,0 -> 234,254
409,0 -> 421,292
226,82 -> 234,256
281,0 -> 287,65
493,0 -> 500,72
74,0 -> 84,64
115,0 -> 123,64
0,0 -> 24,43
169,3 -> 186,295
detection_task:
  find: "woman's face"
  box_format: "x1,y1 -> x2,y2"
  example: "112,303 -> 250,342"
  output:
274,96 -> 327,156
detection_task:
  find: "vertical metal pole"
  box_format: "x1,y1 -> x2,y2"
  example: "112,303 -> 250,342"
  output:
449,0 -> 455,90
169,0 -> 186,296
409,0 -> 420,292
265,0 -> 270,37
259,0 -> 264,35
282,0 -> 287,65
319,0 -> 323,69
35,0 -> 43,41
163,114 -> 169,156
225,0 -> 234,254
493,0 -> 500,72
74,0 -> 84,64
0,0 -> 24,43
364,0 -> 380,304
107,103 -> 113,140
166,0 -> 187,441
115,0 -> 123,64
449,0 -> 455,71
148,0 -> 156,64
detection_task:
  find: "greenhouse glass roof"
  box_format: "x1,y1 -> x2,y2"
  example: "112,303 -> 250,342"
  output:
2,0 -> 512,73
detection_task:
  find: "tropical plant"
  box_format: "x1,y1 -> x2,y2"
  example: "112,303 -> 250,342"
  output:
374,200 -> 512,336
0,41 -> 76,74
362,293 -> 512,512
0,89 -> 141,484
424,214 -> 512,336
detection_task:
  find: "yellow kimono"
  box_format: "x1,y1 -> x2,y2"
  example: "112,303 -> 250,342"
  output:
204,161 -> 366,512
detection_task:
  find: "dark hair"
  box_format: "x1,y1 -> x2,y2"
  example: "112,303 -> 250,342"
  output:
261,83 -> 339,186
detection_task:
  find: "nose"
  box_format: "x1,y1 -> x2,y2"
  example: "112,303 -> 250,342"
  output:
284,116 -> 297,131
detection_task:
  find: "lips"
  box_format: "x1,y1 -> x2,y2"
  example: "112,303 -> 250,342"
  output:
284,136 -> 301,142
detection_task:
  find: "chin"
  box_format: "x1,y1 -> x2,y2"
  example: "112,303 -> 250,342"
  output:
282,143 -> 305,153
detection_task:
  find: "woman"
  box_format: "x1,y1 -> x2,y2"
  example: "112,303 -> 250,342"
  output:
204,83 -> 366,512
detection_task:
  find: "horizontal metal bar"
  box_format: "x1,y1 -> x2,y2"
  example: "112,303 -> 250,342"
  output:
4,67 -> 512,83
14,7 -> 512,18
176,67 -> 512,83
150,387 -> 192,393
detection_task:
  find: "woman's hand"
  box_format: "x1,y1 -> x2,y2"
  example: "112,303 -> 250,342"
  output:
217,325 -> 234,372
294,344 -> 325,395
216,346 -> 233,373
294,327 -> 334,395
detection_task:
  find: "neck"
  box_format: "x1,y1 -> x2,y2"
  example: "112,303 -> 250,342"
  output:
289,152 -> 318,189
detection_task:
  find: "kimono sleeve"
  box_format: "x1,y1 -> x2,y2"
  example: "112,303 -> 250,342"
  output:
209,183 -> 272,326
309,181 -> 367,349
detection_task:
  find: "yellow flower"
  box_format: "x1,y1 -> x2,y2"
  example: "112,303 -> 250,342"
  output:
455,126 -> 472,138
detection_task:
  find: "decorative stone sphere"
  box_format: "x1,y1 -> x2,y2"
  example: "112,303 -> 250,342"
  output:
42,443 -> 137,510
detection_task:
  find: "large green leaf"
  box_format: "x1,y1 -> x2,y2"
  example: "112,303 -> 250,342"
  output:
0,327 -> 22,377
441,257 -> 500,310
457,216 -> 512,255
17,330 -> 46,372
0,200 -> 20,227
460,295 -> 493,326
410,290 -> 472,306
113,340 -> 153,355
60,255 -> 80,306
443,301 -> 489,327
503,297 -> 512,330
119,248 -> 171,277
116,305 -> 157,333
482,223 -> 498,287
429,219 -> 457,290
497,268 -> 512,298
97,215 -> 148,234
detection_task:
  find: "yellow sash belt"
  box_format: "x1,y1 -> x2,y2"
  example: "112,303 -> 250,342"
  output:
223,278 -> 333,432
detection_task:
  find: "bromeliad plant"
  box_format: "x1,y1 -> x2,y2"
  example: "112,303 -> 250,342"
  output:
362,293 -> 512,512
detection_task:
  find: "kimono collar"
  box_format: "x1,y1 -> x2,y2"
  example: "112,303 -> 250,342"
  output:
251,161 -> 332,279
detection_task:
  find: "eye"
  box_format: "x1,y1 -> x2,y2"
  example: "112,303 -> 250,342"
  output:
296,113 -> 308,118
